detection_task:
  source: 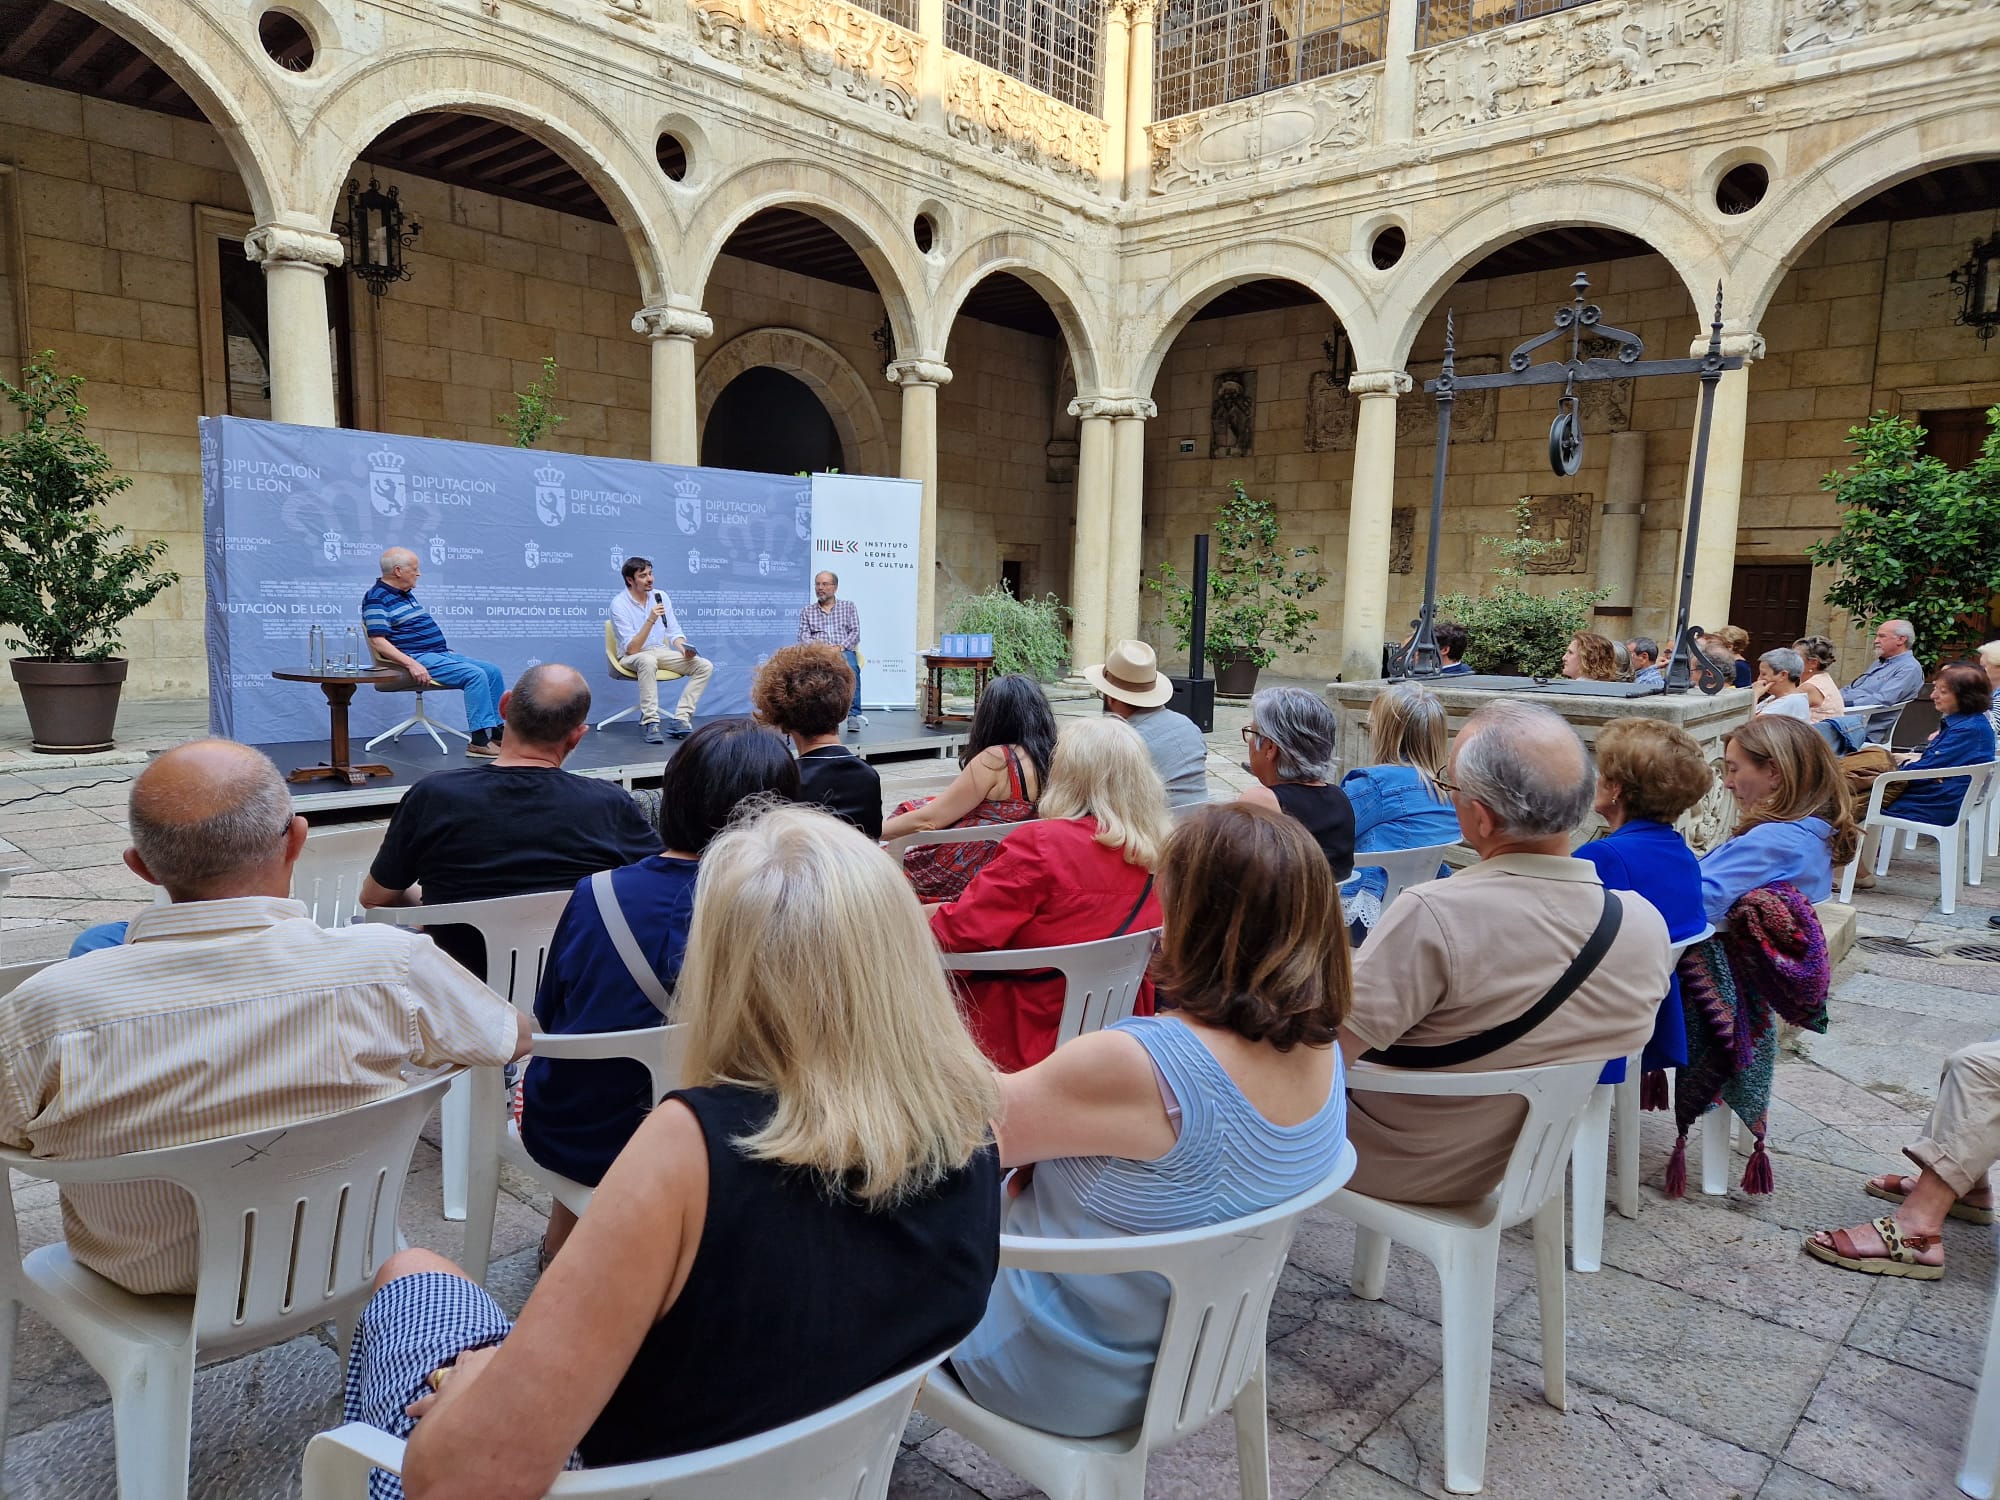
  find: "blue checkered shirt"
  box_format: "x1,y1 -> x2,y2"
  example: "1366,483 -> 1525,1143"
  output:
798,597 -> 860,649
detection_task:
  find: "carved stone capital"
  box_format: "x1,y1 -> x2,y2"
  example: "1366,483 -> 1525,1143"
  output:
886,358 -> 952,389
1689,331 -> 1766,362
1118,0 -> 1158,28
632,305 -> 713,342
243,224 -> 344,271
1071,395 -> 1155,421
1348,370 -> 1413,398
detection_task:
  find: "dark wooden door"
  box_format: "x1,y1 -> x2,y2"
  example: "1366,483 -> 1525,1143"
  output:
1728,563 -> 1813,662
1919,408 -> 1986,469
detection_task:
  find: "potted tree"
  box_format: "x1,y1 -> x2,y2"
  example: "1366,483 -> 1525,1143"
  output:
0,352 -> 178,753
1150,480 -> 1326,696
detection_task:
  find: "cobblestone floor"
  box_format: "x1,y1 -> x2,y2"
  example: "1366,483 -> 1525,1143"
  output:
0,688 -> 1993,1498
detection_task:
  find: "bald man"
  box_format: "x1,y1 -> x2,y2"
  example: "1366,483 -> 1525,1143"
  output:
363,547 -> 508,755
0,741 -> 527,1296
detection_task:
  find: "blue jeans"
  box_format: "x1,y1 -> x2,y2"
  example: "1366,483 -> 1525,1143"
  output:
412,651 -> 505,732
70,920 -> 130,956
843,648 -> 863,715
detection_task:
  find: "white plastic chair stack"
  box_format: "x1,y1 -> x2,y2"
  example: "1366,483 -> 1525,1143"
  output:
0,1071 -> 455,1500
918,1145 -> 1358,1500
882,818 -> 1036,858
1568,923 -> 1714,1273
1958,1269 -> 2000,1498
1836,760 -> 1999,916
291,825 -> 389,929
1326,1059 -> 1603,1496
941,927 -> 1161,1051
302,1354 -> 943,1500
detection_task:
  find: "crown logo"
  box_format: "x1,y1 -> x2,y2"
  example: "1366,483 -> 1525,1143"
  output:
534,464 -> 564,486
367,448 -> 405,472
672,478 -> 702,498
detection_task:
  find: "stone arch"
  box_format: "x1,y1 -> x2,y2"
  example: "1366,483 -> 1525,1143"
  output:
930,232 -> 1108,390
682,161 -> 927,363
696,328 -> 891,478
302,48 -> 674,304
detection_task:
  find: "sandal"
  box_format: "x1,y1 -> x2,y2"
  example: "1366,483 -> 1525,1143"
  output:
1863,1172 -> 1996,1225
1803,1215 -> 1943,1279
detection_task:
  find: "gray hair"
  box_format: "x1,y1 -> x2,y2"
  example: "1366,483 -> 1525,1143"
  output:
1759,647 -> 1803,683
379,546 -> 416,577
1452,701 -> 1594,838
1883,619 -> 1915,647
1249,686 -> 1337,782
130,747 -> 294,896
1627,637 -> 1659,663
504,663 -> 593,743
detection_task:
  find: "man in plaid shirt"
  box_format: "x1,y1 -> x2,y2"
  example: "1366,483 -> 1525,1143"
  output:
798,570 -> 866,732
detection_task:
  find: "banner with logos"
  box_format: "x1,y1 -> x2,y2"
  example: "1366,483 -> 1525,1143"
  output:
200,417 -> 814,744
808,472 -> 921,709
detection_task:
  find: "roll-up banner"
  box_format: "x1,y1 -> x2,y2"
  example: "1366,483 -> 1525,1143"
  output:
808,472 -> 922,709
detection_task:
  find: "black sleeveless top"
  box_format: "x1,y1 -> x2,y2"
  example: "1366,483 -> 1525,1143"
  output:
1272,781 -> 1357,881
578,1084 -> 1001,1467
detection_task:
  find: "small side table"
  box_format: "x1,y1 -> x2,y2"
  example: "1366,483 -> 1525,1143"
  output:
921,654 -> 994,728
271,668 -> 400,785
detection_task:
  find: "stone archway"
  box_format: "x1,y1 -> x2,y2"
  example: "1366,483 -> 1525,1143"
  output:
695,328 -> 892,478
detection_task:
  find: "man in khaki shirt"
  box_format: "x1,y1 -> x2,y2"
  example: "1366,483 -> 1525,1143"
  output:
1340,701 -> 1671,1203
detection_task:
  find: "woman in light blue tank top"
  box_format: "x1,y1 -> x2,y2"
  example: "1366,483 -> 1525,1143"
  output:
950,803 -> 1352,1439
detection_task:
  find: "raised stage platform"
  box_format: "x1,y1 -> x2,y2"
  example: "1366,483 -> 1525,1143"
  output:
263,710 -> 968,814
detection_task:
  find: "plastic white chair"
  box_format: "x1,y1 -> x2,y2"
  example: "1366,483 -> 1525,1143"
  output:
292,825 -> 388,929
1356,841 -> 1460,919
941,927 -> 1161,1050
1959,1268 -> 2000,1498
882,818 -> 1036,858
302,1353 -> 944,1499
365,890 -> 570,1222
1836,760 -> 1998,915
0,959 -> 52,998
1860,695 -> 1924,751
0,1071 -> 455,1500
1568,924 -> 1713,1272
918,1144 -> 1358,1500
1326,1059 -> 1603,1495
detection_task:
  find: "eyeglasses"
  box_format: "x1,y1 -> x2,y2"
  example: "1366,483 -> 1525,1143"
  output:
1241,726 -> 1266,748
1432,771 -> 1461,795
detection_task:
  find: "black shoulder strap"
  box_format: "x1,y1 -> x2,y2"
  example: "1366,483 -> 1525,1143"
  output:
1364,889 -> 1623,1070
1112,874 -> 1157,936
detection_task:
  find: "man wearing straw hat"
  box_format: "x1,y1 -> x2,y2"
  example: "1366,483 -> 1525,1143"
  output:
1083,639 -> 1210,807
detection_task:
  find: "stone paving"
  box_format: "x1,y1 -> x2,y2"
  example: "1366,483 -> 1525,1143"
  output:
0,688 -> 1993,1498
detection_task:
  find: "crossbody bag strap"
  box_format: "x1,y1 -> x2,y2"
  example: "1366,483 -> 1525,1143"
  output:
1364,889 -> 1623,1070
1112,874 -> 1156,936
590,869 -> 675,1019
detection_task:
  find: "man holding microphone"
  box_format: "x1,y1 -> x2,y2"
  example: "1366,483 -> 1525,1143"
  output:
798,569 -> 865,733
609,556 -> 712,743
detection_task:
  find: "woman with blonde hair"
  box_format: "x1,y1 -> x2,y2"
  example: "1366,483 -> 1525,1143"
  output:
1337,681 -> 1462,939
1701,715 -> 1860,924
340,805 -> 1002,1499
1561,631 -> 1620,683
932,714 -> 1170,1072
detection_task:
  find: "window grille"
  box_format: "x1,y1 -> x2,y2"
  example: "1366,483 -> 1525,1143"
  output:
1415,0 -> 1589,50
851,0 -> 920,30
946,0 -> 1103,114
1153,0 -> 1386,121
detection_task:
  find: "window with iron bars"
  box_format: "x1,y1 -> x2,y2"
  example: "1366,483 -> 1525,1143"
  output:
1153,0 -> 1387,121
851,0 -> 920,30
945,0 -> 1103,115
1415,0 -> 1590,49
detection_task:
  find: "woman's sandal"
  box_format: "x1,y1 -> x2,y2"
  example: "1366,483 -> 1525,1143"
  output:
1863,1172 -> 1996,1225
1803,1215 -> 1943,1280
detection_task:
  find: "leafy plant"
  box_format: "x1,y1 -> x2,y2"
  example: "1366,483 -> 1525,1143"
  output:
498,356 -> 566,448
1149,481 -> 1326,669
1806,408 -> 2000,665
0,352 -> 178,661
1437,500 -> 1611,678
946,586 -> 1071,685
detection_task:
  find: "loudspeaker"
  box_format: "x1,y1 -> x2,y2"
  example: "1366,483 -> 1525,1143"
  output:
1167,675 -> 1215,733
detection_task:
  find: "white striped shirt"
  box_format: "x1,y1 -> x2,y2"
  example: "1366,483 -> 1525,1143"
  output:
0,897 -> 519,1295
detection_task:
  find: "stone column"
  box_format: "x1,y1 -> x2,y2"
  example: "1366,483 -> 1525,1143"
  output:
1683,333 -> 1764,634
888,357 -> 952,647
1068,400 -> 1117,667
1097,0 -> 1132,197
1379,0 -> 1423,140
632,304 -> 713,465
1105,396 -> 1156,647
243,223 -> 343,428
1591,428 -> 1646,635
1122,0 -> 1156,199
1338,371 -> 1411,683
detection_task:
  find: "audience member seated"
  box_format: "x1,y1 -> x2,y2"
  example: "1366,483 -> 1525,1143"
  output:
1083,639 -> 1210,807
1337,701 -> 1671,1204
1627,637 -> 1664,688
1700,716 -> 1859,923
1578,719 -> 1712,1083
1340,682 -> 1462,943
1825,619 -> 1925,748
1753,648 -> 1813,721
341,805 -> 1001,1499
1436,620 -> 1473,676
752,644 -> 880,839
360,664 -> 658,977
1717,625 -> 1756,688
931,715 -> 1169,1072
948,802 -> 1349,1438
885,674 -> 1052,900
1851,663 -> 1996,884
1560,631 -> 1619,683
0,741 -> 526,1296
1238,686 -> 1355,878
1794,636 -> 1847,723
523,718 -> 800,1263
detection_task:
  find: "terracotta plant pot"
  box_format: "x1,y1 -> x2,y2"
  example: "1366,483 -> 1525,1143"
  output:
10,657 -> 128,754
1213,657 -> 1260,697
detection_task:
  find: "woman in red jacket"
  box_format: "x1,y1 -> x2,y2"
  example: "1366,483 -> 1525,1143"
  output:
931,714 -> 1171,1071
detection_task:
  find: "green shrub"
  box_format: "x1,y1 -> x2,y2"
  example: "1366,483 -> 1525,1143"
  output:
1437,501 -> 1610,678
1149,481 -> 1326,669
945,586 -> 1071,686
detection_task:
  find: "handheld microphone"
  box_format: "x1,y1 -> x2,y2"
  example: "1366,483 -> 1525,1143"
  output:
654,592 -> 664,607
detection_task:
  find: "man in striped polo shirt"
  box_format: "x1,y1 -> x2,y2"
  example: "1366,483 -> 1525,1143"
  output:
363,547 -> 509,756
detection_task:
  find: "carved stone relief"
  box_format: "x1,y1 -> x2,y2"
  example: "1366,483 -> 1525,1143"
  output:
1389,507 -> 1415,575
1304,355 -> 1501,451
1148,70 -> 1378,196
1211,370 -> 1255,457
1520,493 -> 1594,574
1781,0 -> 1975,53
693,0 -> 920,120
1414,0 -> 1725,138
944,57 -> 1104,181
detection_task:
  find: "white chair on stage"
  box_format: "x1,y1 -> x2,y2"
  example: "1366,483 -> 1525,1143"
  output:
916,1144 -> 1358,1500
363,630 -> 471,755
303,1354 -> 944,1500
940,928 -> 1161,1051
882,818 -> 1036,859
1958,1269 -> 2000,1498
0,1072 -> 455,1500
1836,759 -> 1999,916
595,620 -> 643,732
1325,1059 -> 1603,1496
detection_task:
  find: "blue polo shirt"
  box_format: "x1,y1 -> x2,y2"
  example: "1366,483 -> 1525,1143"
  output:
361,579 -> 448,654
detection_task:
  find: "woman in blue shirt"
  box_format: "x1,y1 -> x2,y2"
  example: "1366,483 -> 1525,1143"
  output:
1879,665 -> 1995,825
1339,682 -> 1462,941
1699,716 -> 1861,926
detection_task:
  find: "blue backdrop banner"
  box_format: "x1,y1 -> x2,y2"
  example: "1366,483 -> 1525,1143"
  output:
200,417 -> 811,745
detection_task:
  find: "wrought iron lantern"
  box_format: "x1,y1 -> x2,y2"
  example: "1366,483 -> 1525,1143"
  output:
1950,232 -> 2000,345
335,178 -> 421,298
1322,329 -> 1355,386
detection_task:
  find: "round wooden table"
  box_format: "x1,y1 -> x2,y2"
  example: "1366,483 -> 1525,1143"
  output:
920,654 -> 994,727
270,667 -> 401,785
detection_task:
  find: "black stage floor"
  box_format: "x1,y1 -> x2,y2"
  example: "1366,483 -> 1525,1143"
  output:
263,710 -> 967,814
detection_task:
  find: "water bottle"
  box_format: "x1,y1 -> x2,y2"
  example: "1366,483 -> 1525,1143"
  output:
343,625 -> 360,671
308,625 -> 323,673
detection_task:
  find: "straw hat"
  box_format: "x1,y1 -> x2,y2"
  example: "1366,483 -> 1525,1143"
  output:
1083,639 -> 1175,708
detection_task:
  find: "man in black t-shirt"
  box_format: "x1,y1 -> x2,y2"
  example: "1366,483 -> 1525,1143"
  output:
360,664 -> 659,976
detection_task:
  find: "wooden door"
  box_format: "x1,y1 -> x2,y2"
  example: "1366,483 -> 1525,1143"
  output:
1727,563 -> 1813,662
